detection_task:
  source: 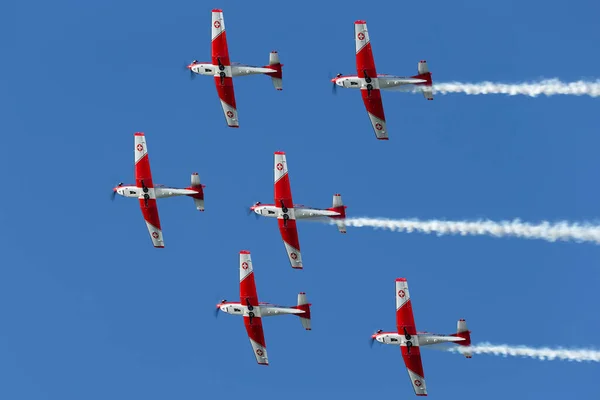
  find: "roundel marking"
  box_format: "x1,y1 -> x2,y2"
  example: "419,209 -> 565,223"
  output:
136,144 -> 144,151
214,21 -> 221,29
256,349 -> 264,356
357,32 -> 365,40
242,262 -> 249,270
414,380 -> 422,387
375,123 -> 383,131
276,163 -> 283,171
226,110 -> 234,118
290,252 -> 298,260
152,232 -> 159,239
398,290 -> 405,298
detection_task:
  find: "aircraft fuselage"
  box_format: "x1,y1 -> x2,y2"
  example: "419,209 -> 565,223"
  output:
190,62 -> 276,77
252,204 -> 341,220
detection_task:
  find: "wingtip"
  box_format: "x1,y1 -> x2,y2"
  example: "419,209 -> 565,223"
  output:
134,132 -> 145,136
274,151 -> 286,155
355,20 -> 367,24
395,278 -> 407,282
240,250 -> 251,255
212,8 -> 223,12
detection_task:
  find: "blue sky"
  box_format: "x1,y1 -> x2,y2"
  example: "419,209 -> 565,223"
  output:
1,0 -> 599,398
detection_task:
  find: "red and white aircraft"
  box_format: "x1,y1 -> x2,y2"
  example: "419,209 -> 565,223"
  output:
216,250 -> 312,365
331,20 -> 434,140
187,9 -> 283,128
112,132 -> 205,248
249,151 -> 347,269
371,278 -> 472,396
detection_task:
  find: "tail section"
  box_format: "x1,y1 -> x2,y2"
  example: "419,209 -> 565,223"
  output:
327,193 -> 347,233
264,51 -> 283,90
453,319 -> 472,358
185,172 -> 205,211
294,292 -> 311,330
411,60 -> 433,100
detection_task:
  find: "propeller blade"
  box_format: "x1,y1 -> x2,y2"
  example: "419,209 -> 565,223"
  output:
370,329 -> 383,348
111,182 -> 123,201
184,62 -> 196,80
215,299 -> 227,318
332,82 -> 337,95
246,205 -> 260,219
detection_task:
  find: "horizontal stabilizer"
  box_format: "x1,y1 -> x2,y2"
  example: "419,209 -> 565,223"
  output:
266,51 -> 283,90
328,193 -> 347,233
414,60 -> 433,100
186,172 -> 205,211
453,319 -> 472,358
295,292 -> 311,330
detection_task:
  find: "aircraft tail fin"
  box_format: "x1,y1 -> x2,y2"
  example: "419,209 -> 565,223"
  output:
264,51 -> 283,90
411,60 -> 433,100
185,172 -> 205,211
294,292 -> 311,330
327,193 -> 347,233
452,319 -> 472,358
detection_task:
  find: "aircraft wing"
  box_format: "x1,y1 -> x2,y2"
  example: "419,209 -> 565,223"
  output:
355,20 -> 388,140
134,132 -> 164,248
211,9 -> 239,127
239,251 -> 269,365
396,278 -> 427,396
213,76 -> 239,127
274,152 -> 303,269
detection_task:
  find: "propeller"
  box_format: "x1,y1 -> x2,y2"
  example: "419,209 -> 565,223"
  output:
246,202 -> 261,219
111,182 -> 123,201
215,299 -> 227,318
331,73 -> 342,95
370,329 -> 383,348
185,61 -> 197,80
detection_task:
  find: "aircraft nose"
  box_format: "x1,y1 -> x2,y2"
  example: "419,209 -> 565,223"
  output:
330,78 -> 336,83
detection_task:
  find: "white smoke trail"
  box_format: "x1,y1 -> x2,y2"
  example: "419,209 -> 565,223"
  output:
340,217 -> 600,245
446,342 -> 600,362
407,78 -> 600,97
